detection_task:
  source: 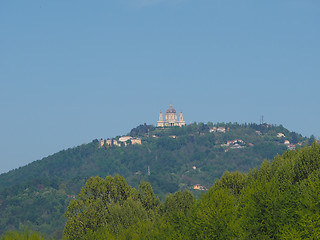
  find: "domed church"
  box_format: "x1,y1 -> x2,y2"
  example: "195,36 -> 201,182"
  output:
157,104 -> 186,127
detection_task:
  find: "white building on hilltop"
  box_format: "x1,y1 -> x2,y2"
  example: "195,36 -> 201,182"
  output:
157,104 -> 185,127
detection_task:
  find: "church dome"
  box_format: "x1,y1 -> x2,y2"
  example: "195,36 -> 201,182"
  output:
166,104 -> 176,114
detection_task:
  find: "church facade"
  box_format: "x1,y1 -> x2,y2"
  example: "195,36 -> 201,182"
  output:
157,104 -> 185,127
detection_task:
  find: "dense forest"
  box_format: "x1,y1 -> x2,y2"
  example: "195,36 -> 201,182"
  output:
2,141 -> 320,239
0,122 -> 315,238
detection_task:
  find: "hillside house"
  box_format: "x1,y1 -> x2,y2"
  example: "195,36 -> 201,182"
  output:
113,140 -> 121,147
209,127 -> 226,133
217,127 -> 226,133
193,184 -> 207,191
131,138 -> 142,145
99,139 -> 105,148
288,144 -> 296,150
284,140 -> 290,145
100,137 -> 142,148
119,136 -> 132,142
230,144 -> 245,149
209,127 -> 217,133
106,139 -> 112,146
221,139 -> 246,148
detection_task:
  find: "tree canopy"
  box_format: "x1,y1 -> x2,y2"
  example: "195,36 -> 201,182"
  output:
61,142 -> 320,239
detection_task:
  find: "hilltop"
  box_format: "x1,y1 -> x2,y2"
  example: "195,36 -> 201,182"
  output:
0,122 -> 314,238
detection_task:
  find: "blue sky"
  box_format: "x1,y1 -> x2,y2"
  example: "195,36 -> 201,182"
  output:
0,0 -> 319,174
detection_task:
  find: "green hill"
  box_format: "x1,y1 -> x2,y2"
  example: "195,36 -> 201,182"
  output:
61,142 -> 320,240
0,122 -> 313,238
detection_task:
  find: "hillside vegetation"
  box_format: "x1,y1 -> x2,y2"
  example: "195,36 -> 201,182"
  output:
2,141 -> 320,239
0,122 -> 314,238
61,141 -> 320,239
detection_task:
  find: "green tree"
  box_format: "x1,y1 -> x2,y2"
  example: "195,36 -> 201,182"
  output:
212,171 -> 248,195
138,181 -> 161,213
239,178 -> 300,239
63,175 -> 139,239
163,191 -> 195,239
63,175 -> 162,239
1,229 -> 45,240
309,135 -> 316,145
164,190 -> 194,215
191,188 -> 238,239
296,178 -> 320,238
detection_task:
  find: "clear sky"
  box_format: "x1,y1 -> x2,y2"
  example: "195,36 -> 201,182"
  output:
1,0 -> 319,174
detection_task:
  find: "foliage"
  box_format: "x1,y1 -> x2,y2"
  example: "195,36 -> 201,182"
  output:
192,188 -> 238,239
129,124 -> 155,137
65,143 -> 320,239
59,142 -> 320,239
2,141 -> 320,239
63,175 -> 160,239
0,229 -> 46,240
0,122 -> 313,237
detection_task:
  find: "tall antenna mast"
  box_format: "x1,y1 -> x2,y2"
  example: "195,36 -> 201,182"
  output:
260,115 -> 264,125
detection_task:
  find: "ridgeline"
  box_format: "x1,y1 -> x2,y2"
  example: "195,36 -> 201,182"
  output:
0,122 -> 314,238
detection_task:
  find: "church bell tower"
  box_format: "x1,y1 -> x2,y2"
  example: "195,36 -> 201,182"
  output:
157,111 -> 164,127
